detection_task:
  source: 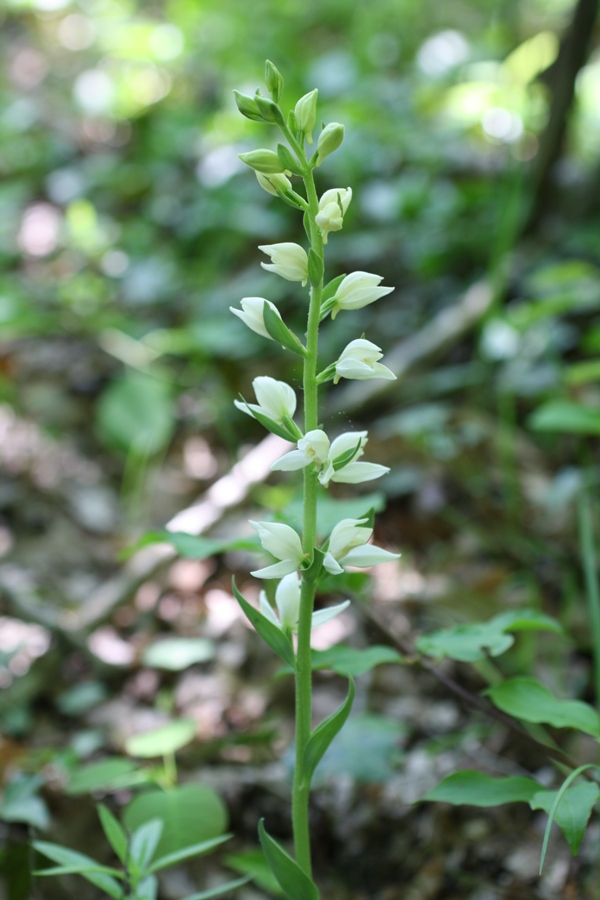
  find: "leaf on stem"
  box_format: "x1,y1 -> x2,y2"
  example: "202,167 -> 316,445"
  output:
97,804 -> 128,863
258,820 -> 319,900
303,677 -> 355,784
485,677 -> 600,736
263,303 -> 307,356
232,579 -> 296,669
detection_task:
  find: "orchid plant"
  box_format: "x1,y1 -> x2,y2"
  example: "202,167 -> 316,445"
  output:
231,62 -> 399,897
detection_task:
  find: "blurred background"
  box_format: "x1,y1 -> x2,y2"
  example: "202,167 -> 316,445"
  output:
2,0 -> 600,897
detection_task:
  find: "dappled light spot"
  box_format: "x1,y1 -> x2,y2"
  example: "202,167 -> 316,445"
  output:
74,69 -> 114,115
196,145 -> 245,187
9,48 -> 48,90
482,107 -> 523,143
417,30 -> 469,77
88,626 -> 135,666
204,589 -> 241,638
101,249 -> 129,277
57,14 -> 97,51
0,617 -> 50,681
18,203 -> 61,257
310,610 -> 354,651
183,437 -> 219,480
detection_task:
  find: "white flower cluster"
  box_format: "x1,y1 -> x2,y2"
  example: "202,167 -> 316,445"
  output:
230,148 -> 399,622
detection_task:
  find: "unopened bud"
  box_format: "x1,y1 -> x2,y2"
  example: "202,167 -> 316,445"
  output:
233,91 -> 264,122
254,93 -> 285,126
315,123 -> 344,166
255,171 -> 293,196
294,89 -> 318,144
238,149 -> 286,174
264,60 -> 284,103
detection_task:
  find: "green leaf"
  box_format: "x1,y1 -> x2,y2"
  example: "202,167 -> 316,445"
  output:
179,877 -> 252,900
276,143 -> 303,176
303,678 -> 355,785
422,771 -> 541,806
130,819 -> 163,870
0,776 -> 49,829
530,782 -> 600,855
263,303 -> 306,356
232,579 -> 296,670
142,638 -> 215,671
125,720 -> 197,758
125,531 -> 259,561
33,841 -> 123,899
149,835 -> 230,872
97,804 -> 128,863
311,644 -> 404,676
137,874 -> 158,900
416,609 -> 563,662
485,677 -> 600,736
34,864 -> 125,878
67,758 -> 146,795
301,547 -> 325,584
310,713 -> 404,784
258,820 -> 319,900
307,248 -> 324,286
96,371 -> 175,456
528,400 -> 600,436
123,785 -> 228,860
226,850 -> 284,895
322,274 -> 346,304
246,406 -> 300,442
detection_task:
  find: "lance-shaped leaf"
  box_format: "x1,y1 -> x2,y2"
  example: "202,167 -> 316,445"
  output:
531,782 -> 600,856
276,143 -> 303,176
179,877 -> 252,900
301,547 -> 325,585
258,820 -> 319,900
263,303 -> 306,357
331,438 -> 363,472
307,249 -> 324,286
33,842 -> 123,899
422,770 -> 541,806
130,819 -> 163,871
302,677 -> 355,785
320,274 -> 346,319
485,677 -> 600,737
149,835 -> 230,873
233,579 -> 296,670
97,804 -> 128,863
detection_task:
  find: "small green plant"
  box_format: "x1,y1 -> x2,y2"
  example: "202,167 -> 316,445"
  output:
34,804 -> 249,900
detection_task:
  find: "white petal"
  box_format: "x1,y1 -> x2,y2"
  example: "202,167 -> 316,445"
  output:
251,560 -> 300,579
331,462 -> 390,484
311,600 -> 351,629
250,520 -> 304,562
328,431 -> 367,460
271,450 -> 310,472
260,592 -> 282,627
328,518 -> 371,558
253,376 -> 296,420
340,545 -> 400,568
323,551 -> 344,575
275,573 -> 301,629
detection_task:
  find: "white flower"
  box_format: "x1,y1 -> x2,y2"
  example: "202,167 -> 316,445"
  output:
315,188 -> 352,244
250,521 -> 305,579
334,338 -> 396,384
234,376 -> 296,423
256,171 -> 293,196
271,429 -> 389,487
330,272 -> 394,319
271,429 -> 330,472
323,517 -> 400,575
230,297 -> 282,340
259,572 -> 350,630
259,242 -> 308,285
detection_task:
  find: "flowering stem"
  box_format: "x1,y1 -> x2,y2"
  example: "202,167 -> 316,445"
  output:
290,150 -> 324,877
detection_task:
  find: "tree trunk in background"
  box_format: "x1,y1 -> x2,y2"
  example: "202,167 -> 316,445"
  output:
525,0 -> 598,231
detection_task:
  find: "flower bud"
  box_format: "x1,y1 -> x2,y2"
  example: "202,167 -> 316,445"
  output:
259,242 -> 308,285
315,123 -> 344,166
230,297 -> 282,340
294,89 -> 318,144
315,187 -> 352,243
238,149 -> 286,174
254,93 -> 285,126
264,60 -> 284,103
255,171 -> 293,196
233,91 -> 264,122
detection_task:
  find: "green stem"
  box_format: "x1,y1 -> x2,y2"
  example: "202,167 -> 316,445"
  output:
289,139 -> 324,878
578,491 -> 600,706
